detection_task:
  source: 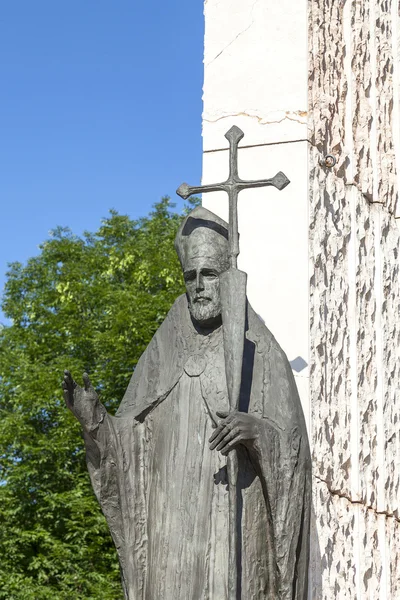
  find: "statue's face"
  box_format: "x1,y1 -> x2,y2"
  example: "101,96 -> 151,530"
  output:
184,256 -> 226,327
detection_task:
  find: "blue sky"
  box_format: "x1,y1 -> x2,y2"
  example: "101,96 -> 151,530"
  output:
0,1 -> 204,322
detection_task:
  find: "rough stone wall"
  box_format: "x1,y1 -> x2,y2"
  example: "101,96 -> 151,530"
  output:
309,0 -> 400,598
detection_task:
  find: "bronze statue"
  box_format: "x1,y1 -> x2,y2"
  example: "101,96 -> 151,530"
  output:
63,127 -> 311,600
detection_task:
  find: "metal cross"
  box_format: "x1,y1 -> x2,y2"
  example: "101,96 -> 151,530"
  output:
176,125 -> 290,269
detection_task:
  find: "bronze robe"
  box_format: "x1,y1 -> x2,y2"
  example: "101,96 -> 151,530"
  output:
84,294 -> 311,600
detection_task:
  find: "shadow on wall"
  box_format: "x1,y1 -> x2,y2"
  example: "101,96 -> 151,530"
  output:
290,356 -> 308,373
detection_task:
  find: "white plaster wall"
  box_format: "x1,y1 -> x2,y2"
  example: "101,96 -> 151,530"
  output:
202,143 -> 309,368
203,0 -> 308,150
202,0 -> 310,426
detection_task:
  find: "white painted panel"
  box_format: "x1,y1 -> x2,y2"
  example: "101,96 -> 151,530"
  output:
203,0 -> 308,149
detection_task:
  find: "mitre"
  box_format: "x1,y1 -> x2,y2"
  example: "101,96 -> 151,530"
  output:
174,206 -> 229,269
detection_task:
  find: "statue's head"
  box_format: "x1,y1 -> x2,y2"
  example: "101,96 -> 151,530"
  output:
175,206 -> 229,327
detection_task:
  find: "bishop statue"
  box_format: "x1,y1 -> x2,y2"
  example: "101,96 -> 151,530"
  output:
63,128 -> 311,600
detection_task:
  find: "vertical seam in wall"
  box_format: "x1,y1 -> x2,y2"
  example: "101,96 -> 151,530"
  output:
373,207 -> 388,599
348,186 -> 361,599
344,0 -> 355,185
344,0 -> 358,495
307,1 -> 315,596
391,0 -> 400,217
307,144 -> 311,443
344,1 -> 361,595
370,0 -> 379,203
305,0 -> 311,441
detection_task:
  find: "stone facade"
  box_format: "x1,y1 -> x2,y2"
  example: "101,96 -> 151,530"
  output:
202,0 -> 400,597
309,0 -> 400,597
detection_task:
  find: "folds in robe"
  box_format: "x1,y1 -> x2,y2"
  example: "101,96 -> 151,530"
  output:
84,294 -> 311,600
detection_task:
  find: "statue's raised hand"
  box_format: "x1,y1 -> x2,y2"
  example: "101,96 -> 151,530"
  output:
63,370 -> 106,432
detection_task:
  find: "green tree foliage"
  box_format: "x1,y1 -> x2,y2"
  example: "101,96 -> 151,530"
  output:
0,198 -> 194,599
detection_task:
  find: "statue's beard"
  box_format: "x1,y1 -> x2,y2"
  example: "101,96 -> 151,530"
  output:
188,297 -> 221,327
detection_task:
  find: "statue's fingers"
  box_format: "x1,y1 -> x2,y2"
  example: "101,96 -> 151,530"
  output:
64,369 -> 74,381
209,422 -> 225,444
210,412 -> 235,444
209,424 -> 231,450
220,435 -> 241,456
82,372 -> 92,392
62,381 -> 73,407
64,370 -> 77,390
216,427 -> 240,452
64,373 -> 73,393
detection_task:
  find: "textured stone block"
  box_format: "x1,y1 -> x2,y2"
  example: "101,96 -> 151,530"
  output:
309,1 -> 400,596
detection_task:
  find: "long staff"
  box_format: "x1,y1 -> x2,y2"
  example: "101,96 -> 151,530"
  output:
177,125 -> 289,598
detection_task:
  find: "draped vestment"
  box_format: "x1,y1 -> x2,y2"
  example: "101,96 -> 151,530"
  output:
84,294 -> 311,600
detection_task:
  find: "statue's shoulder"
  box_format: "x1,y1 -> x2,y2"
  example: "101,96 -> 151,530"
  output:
247,303 -> 307,433
168,293 -> 188,318
156,293 -> 188,338
115,295 -> 189,419
144,293 -> 192,365
247,303 -> 288,362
